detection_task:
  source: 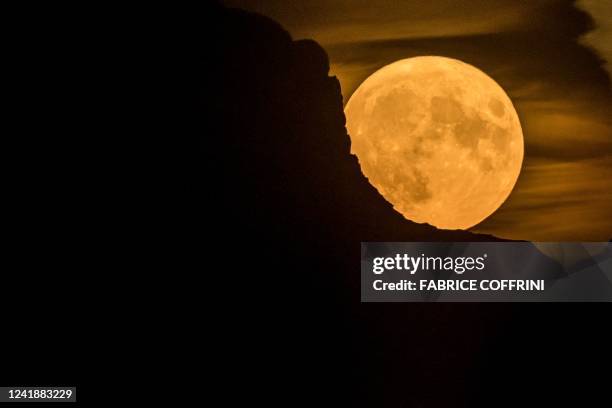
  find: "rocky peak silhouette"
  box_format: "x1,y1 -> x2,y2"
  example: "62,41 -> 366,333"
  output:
203,2 -> 505,404
204,3 -> 503,244
202,5 -> 610,407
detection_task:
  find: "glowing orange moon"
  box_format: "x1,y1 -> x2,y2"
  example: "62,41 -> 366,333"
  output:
345,56 -> 524,230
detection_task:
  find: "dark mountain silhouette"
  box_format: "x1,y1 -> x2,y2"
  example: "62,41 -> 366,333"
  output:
202,3 -> 610,407
204,3 -> 503,245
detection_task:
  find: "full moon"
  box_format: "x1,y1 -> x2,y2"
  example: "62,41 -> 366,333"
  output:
345,56 -> 524,230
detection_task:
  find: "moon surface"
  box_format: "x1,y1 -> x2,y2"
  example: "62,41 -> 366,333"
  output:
345,56 -> 524,230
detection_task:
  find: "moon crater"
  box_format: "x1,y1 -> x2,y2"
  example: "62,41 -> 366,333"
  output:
345,56 -> 524,230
